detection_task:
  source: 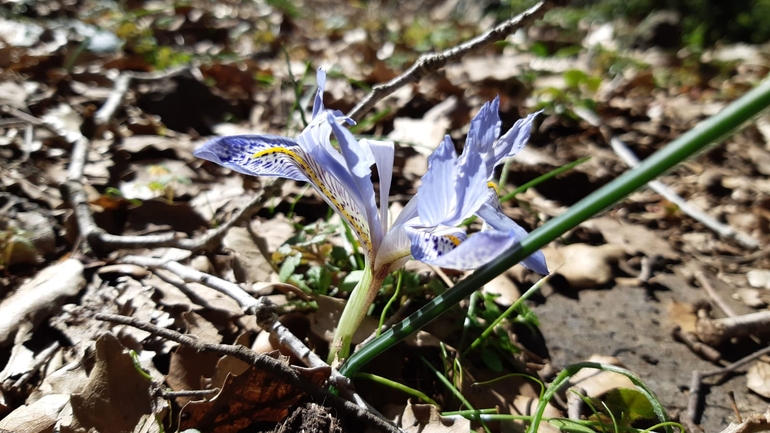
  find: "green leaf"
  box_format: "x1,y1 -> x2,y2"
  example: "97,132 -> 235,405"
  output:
278,253 -> 301,283
563,69 -> 588,89
339,270 -> 365,293
603,388 -> 657,422
481,347 -> 503,372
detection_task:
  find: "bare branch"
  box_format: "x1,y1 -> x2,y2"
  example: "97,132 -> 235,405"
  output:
94,313 -> 400,433
345,0 -> 562,121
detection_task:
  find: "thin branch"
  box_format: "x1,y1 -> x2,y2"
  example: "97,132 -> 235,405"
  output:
345,0 -> 562,121
94,313 -> 399,433
575,108 -> 760,250
694,270 -> 738,318
687,344 -> 770,425
119,256 -> 354,391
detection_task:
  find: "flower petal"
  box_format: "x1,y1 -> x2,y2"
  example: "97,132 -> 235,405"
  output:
465,96 -> 501,156
362,138 -> 395,236
407,226 -> 468,265
445,149 -> 488,226
419,230 -> 523,270
194,134 -> 309,182
475,202 -> 549,274
327,113 -> 382,250
374,223 -> 413,274
312,68 -> 326,119
418,135 -> 457,226
493,110 -> 542,164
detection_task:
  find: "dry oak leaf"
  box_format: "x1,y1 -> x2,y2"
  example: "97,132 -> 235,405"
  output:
399,401 -> 470,433
65,333 -> 155,433
179,361 -> 327,432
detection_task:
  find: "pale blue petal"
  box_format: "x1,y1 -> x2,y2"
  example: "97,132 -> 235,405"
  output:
391,194 -> 420,227
445,150 -> 488,226
407,226 -> 467,265
374,223 -> 412,273
362,138 -> 395,237
418,135 -> 457,226
312,69 -> 326,119
326,113 -> 382,251
194,135 -> 309,182
465,96 -> 501,156
475,202 -> 549,274
492,110 -> 542,165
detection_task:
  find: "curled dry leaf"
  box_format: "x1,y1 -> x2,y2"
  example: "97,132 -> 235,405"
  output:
747,361 -> 770,399
543,243 -> 625,289
64,333 -> 155,433
398,401 -> 470,433
180,361 -> 326,432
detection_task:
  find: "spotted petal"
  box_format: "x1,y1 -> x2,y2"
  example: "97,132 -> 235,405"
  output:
406,226 -> 468,265
411,229 -> 520,271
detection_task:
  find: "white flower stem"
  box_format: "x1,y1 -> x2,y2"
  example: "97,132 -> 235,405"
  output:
329,265 -> 381,363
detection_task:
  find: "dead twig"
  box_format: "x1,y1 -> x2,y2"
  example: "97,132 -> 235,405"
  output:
575,108 -> 760,250
670,326 -> 722,364
118,256 -> 354,390
696,310 -> 770,347
687,344 -> 770,425
94,313 -> 400,433
345,0 -> 564,121
694,270 -> 738,318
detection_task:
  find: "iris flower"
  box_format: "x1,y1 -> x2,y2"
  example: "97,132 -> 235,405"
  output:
194,70 -> 547,361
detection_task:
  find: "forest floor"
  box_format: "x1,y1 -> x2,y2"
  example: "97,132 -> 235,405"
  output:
1,0 -> 769,432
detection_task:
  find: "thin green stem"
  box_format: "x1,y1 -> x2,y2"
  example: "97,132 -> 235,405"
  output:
340,77 -> 770,377
378,271 -> 403,337
462,274 -> 551,357
353,372 -> 439,406
329,266 -> 375,363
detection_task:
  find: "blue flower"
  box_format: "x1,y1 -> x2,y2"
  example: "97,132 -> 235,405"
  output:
194,69 -> 547,359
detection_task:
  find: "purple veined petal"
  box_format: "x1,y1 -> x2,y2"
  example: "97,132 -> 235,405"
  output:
362,138 -> 395,238
374,223 -> 413,274
418,135 -> 457,226
420,229 -> 520,270
445,149 -> 488,226
312,68 -> 326,119
326,113 -> 382,250
464,96 -> 501,156
194,134 -> 309,182
475,202 -> 549,275
490,110 -> 542,171
407,225 -> 468,265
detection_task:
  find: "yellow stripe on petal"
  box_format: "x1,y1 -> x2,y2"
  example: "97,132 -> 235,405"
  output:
487,181 -> 500,196
252,147 -> 374,256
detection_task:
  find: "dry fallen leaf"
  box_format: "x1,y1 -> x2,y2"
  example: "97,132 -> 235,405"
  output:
747,361 -> 770,399
180,362 -> 324,432
0,394 -> 69,433
543,243 -> 625,289
65,333 -> 155,433
399,401 -> 470,433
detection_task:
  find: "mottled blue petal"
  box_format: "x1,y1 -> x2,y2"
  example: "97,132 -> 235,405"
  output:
407,226 -> 467,265
414,229 -> 517,270
418,135 -> 457,226
475,202 -> 549,275
194,135 -> 309,182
